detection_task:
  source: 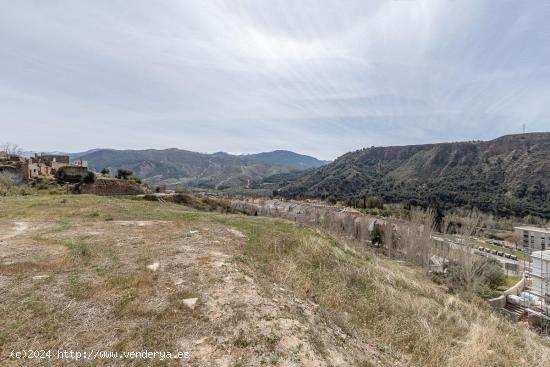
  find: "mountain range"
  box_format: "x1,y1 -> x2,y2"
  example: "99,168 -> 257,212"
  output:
73,149 -> 327,189
22,133 -> 550,218
274,133 -> 550,219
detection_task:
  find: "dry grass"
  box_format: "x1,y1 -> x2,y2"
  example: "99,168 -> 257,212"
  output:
223,216 -> 550,367
1,195 -> 549,366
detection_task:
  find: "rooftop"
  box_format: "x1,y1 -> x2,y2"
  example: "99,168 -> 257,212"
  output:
515,226 -> 550,233
530,250 -> 550,261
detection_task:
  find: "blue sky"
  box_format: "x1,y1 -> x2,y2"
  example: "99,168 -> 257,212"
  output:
1,0 -> 549,160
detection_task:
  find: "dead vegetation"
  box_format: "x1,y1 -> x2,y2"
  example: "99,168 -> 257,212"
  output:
0,195 -> 549,366
225,215 -> 550,366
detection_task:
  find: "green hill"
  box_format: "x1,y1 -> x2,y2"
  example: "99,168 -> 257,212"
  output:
244,150 -> 329,169
77,148 -> 295,189
276,133 -> 550,218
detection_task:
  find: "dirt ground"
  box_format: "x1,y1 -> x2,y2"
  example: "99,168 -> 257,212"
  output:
0,211 -> 391,366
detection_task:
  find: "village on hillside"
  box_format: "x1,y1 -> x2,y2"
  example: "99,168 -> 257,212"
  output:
0,150 -> 148,196
0,152 -> 89,182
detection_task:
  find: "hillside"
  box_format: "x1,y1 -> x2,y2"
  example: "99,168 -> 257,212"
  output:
276,133 -> 550,218
74,148 -> 326,190
244,150 -> 329,170
1,195 -> 549,366
75,148 -> 296,189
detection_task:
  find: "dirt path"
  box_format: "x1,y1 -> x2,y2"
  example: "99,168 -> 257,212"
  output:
0,222 -> 30,240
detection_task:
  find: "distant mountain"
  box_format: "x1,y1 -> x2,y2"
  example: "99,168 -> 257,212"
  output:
244,150 -> 329,170
74,148 -> 299,190
275,133 -> 550,219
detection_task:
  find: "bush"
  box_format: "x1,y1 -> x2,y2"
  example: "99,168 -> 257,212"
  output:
116,168 -> 133,180
83,171 -> 96,184
446,257 -> 506,298
481,258 -> 506,289
370,225 -> 384,245
0,172 -> 16,196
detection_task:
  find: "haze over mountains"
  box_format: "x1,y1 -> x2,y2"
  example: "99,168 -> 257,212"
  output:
275,133 -> 550,219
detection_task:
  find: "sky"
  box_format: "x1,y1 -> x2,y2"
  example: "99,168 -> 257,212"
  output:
1,0 -> 550,160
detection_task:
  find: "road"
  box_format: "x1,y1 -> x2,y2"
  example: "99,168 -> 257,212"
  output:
432,235 -> 521,268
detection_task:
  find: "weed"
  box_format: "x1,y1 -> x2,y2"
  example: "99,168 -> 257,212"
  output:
254,345 -> 264,355
290,344 -> 301,354
234,329 -> 253,348
114,290 -> 138,316
266,334 -> 280,345
64,239 -> 92,263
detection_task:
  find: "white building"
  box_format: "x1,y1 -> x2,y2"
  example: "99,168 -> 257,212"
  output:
514,226 -> 550,252
530,250 -> 550,299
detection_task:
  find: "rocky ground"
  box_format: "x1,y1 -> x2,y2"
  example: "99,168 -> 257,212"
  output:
0,201 -> 392,366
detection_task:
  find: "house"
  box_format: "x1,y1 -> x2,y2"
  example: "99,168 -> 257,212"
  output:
0,152 -> 90,181
56,165 -> 89,181
514,226 -> 550,252
73,159 -> 88,168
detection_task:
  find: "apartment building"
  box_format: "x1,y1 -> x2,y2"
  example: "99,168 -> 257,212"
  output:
515,226 -> 550,252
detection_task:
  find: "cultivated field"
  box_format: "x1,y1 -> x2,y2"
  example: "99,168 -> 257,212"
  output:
1,195 -> 549,366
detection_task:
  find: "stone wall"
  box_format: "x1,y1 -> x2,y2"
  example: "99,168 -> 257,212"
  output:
488,276 -> 526,309
79,179 -> 148,196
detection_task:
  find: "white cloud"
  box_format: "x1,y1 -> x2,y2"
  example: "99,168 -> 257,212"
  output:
0,0 -> 549,160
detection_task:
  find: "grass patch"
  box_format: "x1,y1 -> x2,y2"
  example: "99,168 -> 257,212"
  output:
505,275 -> 522,288
64,239 -> 92,263
114,290 -> 139,316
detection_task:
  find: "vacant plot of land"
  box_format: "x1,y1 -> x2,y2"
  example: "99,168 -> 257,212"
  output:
0,195 -> 549,366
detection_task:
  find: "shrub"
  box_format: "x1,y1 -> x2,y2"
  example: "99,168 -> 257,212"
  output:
370,225 -> 384,245
116,168 -> 133,180
0,172 -> 16,196
82,171 -> 96,184
446,257 -> 506,298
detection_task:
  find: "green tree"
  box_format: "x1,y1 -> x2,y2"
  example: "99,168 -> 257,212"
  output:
100,168 -> 110,176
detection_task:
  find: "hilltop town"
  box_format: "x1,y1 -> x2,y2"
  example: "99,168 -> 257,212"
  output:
0,151 -> 89,182
0,149 -> 148,196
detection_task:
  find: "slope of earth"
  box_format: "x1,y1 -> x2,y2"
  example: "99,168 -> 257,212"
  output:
1,195 -> 549,366
277,133 -> 550,218
76,148 -> 295,190
244,150 -> 330,170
